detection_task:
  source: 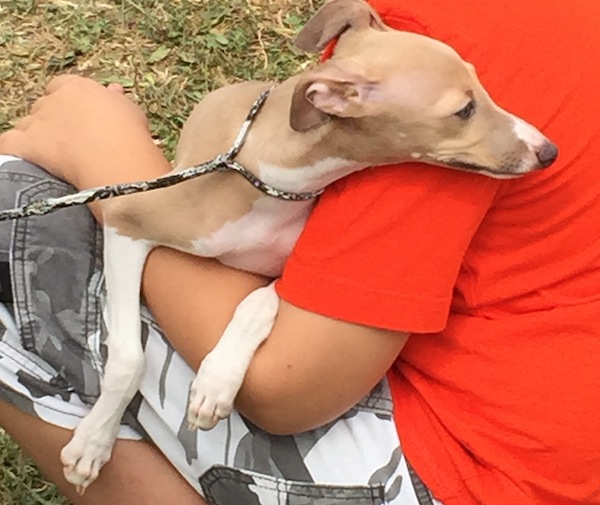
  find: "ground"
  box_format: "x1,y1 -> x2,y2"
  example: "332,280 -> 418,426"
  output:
0,0 -> 317,502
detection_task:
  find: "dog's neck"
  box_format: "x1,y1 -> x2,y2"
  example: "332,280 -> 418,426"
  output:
233,76 -> 381,193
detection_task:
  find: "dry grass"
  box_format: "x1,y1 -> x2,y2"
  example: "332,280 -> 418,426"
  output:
0,430 -> 69,504
0,0 -> 319,502
0,0 -> 317,155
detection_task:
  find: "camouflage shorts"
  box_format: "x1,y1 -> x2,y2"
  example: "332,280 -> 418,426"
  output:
0,155 -> 440,505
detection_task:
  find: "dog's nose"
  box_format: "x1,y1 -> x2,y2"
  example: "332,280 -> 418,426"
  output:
536,142 -> 558,168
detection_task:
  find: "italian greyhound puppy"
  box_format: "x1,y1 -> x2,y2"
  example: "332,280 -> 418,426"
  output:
61,0 -> 558,492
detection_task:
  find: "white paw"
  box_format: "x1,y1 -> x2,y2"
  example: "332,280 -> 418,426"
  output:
60,424 -> 117,494
187,283 -> 280,431
187,354 -> 244,431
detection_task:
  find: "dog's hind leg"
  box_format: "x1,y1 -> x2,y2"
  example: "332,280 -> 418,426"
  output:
187,282 -> 279,431
61,226 -> 152,494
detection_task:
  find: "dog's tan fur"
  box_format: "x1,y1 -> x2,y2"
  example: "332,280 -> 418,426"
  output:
104,1 -> 554,251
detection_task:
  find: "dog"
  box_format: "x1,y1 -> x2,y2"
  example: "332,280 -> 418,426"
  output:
59,0 -> 558,492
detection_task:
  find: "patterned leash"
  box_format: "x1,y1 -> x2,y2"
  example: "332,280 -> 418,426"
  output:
0,88 -> 324,223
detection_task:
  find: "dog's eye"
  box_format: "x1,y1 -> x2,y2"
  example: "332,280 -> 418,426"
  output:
454,100 -> 476,120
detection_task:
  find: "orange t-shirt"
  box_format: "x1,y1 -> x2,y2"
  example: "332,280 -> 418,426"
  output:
277,0 -> 600,504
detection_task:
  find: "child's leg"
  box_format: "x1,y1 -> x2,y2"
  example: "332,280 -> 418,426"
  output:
0,399 -> 206,505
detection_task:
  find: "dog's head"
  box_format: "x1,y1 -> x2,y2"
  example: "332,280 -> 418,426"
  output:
290,0 -> 557,178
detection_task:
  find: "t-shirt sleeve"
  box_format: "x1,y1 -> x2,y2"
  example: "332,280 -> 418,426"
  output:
276,163 -> 501,333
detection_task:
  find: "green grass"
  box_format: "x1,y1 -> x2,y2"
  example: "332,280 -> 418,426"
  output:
0,0 -> 319,502
0,430 -> 68,504
0,0 -> 318,155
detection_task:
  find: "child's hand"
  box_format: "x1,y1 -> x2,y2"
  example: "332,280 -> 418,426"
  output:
0,75 -> 169,188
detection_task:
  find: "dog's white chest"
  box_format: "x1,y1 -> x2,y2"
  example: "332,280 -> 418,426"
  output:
191,197 -> 313,277
189,157 -> 366,277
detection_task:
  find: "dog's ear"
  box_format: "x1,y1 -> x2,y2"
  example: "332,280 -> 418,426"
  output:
295,0 -> 386,53
290,64 -> 372,132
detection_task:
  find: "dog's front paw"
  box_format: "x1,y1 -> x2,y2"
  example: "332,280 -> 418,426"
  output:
187,353 -> 243,430
60,421 -> 118,495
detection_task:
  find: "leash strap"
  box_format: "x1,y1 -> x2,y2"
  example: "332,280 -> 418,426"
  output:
0,89 -> 324,223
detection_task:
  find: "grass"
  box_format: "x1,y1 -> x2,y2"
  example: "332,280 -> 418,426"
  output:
0,432 -> 69,505
0,0 -> 318,155
0,0 -> 319,502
